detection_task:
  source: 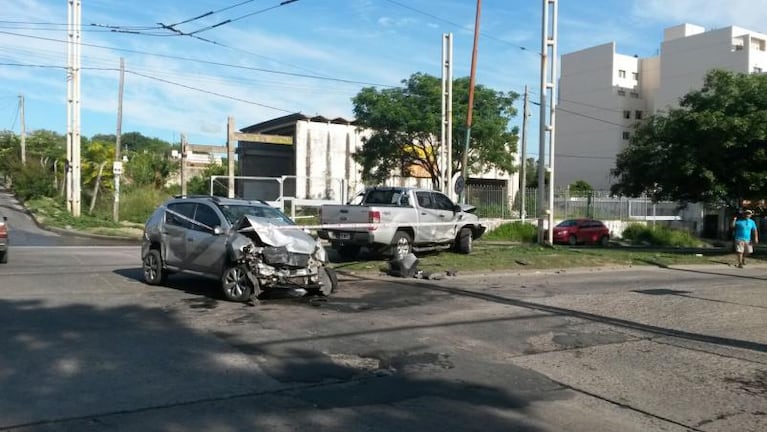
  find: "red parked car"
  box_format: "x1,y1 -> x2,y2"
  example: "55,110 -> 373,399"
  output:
552,218 -> 610,246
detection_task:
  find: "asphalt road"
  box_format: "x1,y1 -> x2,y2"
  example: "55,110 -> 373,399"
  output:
0,191 -> 765,431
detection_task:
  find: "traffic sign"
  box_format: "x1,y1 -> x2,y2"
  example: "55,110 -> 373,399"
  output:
112,161 -> 123,175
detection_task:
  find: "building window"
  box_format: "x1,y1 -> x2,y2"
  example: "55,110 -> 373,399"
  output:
623,110 -> 631,119
630,92 -> 640,98
635,110 -> 643,120
632,72 -> 639,80
618,69 -> 626,78
622,131 -> 630,140
754,66 -> 763,74
617,89 -> 626,96
751,38 -> 766,51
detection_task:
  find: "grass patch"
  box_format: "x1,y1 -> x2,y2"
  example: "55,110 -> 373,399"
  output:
621,223 -> 708,247
328,241 -> 744,274
483,221 -> 537,242
26,196 -> 121,230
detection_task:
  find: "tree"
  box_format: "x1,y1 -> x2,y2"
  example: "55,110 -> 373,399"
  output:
569,180 -> 594,197
352,73 -> 519,189
611,69 -> 767,206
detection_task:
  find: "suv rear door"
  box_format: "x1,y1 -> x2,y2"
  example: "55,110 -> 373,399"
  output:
185,203 -> 228,274
164,202 -> 195,267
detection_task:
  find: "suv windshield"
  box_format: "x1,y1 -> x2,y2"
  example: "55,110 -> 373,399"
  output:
217,204 -> 295,226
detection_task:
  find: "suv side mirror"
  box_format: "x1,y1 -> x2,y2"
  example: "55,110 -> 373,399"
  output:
213,226 -> 224,235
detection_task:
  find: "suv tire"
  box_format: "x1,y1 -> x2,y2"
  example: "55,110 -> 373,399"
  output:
142,249 -> 166,285
221,264 -> 255,302
456,227 -> 472,254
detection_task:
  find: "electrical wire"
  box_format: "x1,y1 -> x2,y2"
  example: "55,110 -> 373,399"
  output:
184,0 -> 300,36
0,30 -> 396,87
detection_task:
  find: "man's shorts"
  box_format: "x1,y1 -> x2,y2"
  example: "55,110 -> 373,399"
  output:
735,240 -> 753,254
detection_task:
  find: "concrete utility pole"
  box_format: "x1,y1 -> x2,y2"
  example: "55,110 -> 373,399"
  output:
537,0 -> 558,244
18,94 -> 25,165
460,0 -> 482,204
66,0 -> 82,216
440,33 -> 454,198
113,57 -> 125,222
520,85 -> 529,222
180,134 -> 187,197
226,117 -> 236,199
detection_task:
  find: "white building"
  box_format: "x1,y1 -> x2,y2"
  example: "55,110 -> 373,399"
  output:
556,23 -> 767,190
237,113 -> 519,207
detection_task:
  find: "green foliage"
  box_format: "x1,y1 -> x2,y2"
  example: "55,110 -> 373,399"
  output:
9,161 -> 57,201
125,151 -> 176,189
621,223 -> 705,247
483,221 -> 538,243
119,185 -> 172,223
569,180 -> 593,197
25,196 -> 120,229
186,164 -> 228,196
612,69 -> 767,206
352,72 -> 519,187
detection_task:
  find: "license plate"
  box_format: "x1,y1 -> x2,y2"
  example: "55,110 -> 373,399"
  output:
340,233 -> 351,240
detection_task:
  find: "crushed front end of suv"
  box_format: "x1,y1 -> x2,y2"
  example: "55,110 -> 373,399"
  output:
141,196 -> 337,302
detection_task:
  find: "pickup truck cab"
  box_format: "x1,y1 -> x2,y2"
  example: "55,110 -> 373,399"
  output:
318,187 -> 486,259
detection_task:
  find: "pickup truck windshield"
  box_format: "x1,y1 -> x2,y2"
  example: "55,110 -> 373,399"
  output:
218,204 -> 295,225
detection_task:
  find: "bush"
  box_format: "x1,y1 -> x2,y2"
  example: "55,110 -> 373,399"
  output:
483,221 -> 538,242
10,162 -> 57,201
621,223 -> 704,247
119,185 -> 171,223
25,196 -> 120,229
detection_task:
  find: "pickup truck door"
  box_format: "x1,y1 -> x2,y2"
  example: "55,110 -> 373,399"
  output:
414,191 -> 453,244
430,192 -> 460,242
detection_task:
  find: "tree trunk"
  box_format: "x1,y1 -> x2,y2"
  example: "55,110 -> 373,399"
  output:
89,162 -> 107,215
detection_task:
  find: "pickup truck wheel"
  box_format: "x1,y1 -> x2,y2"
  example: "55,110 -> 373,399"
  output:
391,231 -> 413,260
221,265 -> 255,302
337,245 -> 361,259
457,227 -> 473,254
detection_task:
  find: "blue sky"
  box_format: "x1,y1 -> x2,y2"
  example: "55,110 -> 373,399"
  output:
0,0 -> 764,154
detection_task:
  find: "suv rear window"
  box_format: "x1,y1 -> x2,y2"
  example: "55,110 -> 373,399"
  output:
217,204 -> 294,225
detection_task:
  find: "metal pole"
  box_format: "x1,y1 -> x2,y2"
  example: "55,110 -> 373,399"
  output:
180,134 -> 187,196
460,0 -> 481,204
18,95 -> 25,165
446,34 -> 454,201
227,116 -> 236,198
537,4 -> 549,244
113,57 -> 124,222
538,0 -> 558,244
520,85 -> 528,222
547,1 -> 559,242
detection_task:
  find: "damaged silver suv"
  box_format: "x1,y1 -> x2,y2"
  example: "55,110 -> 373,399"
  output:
141,195 -> 337,302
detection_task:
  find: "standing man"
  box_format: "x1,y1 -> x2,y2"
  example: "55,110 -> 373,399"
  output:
732,209 -> 759,268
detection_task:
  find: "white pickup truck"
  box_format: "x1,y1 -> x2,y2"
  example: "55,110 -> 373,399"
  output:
317,187 -> 486,259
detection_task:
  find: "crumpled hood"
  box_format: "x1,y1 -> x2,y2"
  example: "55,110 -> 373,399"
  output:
233,215 -> 318,254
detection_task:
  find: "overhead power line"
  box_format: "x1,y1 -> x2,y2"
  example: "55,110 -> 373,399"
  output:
0,30 -> 395,87
382,0 -> 541,56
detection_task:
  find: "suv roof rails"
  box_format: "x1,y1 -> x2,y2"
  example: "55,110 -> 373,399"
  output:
173,194 -> 223,202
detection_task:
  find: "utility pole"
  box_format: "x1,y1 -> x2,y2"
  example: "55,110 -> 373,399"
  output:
113,57 -> 125,222
66,0 -> 82,217
18,94 -> 25,165
440,33 -> 454,198
460,0 -> 482,204
520,85 -> 529,222
537,0 -> 558,244
180,134 -> 187,197
227,117 -> 236,198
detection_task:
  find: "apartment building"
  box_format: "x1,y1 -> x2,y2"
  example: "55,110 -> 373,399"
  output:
555,23 -> 767,190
